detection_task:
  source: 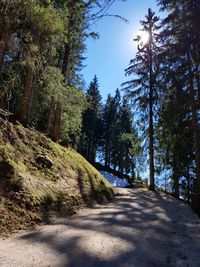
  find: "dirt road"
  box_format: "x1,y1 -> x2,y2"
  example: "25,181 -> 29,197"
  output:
0,188 -> 200,267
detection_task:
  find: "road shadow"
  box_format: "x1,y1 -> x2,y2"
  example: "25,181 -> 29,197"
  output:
16,188 -> 200,267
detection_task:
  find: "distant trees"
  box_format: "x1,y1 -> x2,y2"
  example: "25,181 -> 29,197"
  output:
102,89 -> 121,168
81,75 -> 102,163
117,98 -> 138,176
80,84 -> 139,177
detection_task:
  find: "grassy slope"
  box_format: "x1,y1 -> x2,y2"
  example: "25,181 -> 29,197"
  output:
0,113 -> 114,236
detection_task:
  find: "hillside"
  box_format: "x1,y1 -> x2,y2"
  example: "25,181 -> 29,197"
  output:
0,111 -> 114,236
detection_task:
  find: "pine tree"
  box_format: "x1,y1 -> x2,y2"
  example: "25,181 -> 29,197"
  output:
157,82 -> 194,198
157,0 -> 200,194
123,8 -> 161,190
17,1 -> 65,125
101,90 -> 139,177
102,89 -> 121,168
81,75 -> 102,163
117,98 -> 135,176
0,0 -> 32,69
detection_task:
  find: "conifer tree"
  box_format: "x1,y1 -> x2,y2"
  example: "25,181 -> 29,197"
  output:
0,0 -> 31,69
117,98 -> 135,176
157,0 -> 200,194
81,75 -> 102,163
102,89 -> 121,168
157,83 -> 194,198
17,1 -> 65,125
123,8 -> 160,190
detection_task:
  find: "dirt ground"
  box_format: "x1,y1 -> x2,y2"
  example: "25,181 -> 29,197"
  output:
0,187 -> 200,267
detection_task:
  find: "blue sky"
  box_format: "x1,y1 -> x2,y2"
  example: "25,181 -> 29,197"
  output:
81,0 -> 161,101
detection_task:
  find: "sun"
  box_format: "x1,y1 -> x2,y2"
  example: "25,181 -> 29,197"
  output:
140,31 -> 150,46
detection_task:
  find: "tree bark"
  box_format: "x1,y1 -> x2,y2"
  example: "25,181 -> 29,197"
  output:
194,65 -> 200,99
62,44 -> 70,78
105,137 -> 109,167
105,145 -> 108,167
189,83 -> 200,193
91,141 -> 96,163
149,91 -> 155,190
50,44 -> 71,142
173,175 -> 179,198
125,144 -> 129,175
18,66 -> 34,125
51,102 -> 62,141
172,155 -> 179,198
47,97 -> 55,135
187,53 -> 200,193
186,167 -> 190,202
148,41 -> 155,191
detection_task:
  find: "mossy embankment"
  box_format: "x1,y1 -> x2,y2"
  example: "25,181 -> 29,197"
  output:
0,111 -> 114,236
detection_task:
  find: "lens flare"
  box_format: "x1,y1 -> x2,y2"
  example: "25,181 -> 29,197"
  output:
140,31 -> 150,46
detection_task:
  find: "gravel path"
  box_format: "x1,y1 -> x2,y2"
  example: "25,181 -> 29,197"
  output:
0,188 -> 200,267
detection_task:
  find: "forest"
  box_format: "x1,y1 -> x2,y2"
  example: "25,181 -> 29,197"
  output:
0,0 -> 199,204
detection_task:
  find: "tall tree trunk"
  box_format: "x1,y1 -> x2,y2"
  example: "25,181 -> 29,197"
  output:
194,65 -> 200,99
62,44 -> 70,78
105,145 -> 108,167
125,144 -> 129,175
18,66 -> 34,125
47,97 -> 54,135
57,46 -> 63,69
148,43 -> 155,191
187,53 -> 200,193
91,132 -> 95,163
105,137 -> 109,167
190,84 -> 200,193
91,141 -> 96,163
50,44 -> 71,142
87,134 -> 91,161
119,147 -> 124,175
187,167 -> 190,202
172,155 -> 179,198
51,102 -> 62,141
108,148 -> 111,167
132,162 -> 135,179
173,173 -> 179,198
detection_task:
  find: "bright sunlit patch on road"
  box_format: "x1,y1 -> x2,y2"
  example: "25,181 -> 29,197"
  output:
78,232 -> 134,260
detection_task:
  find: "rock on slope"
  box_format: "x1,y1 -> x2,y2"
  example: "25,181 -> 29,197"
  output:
0,112 -> 114,236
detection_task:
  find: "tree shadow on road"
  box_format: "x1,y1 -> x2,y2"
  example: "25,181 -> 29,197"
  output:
18,188 -> 200,267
